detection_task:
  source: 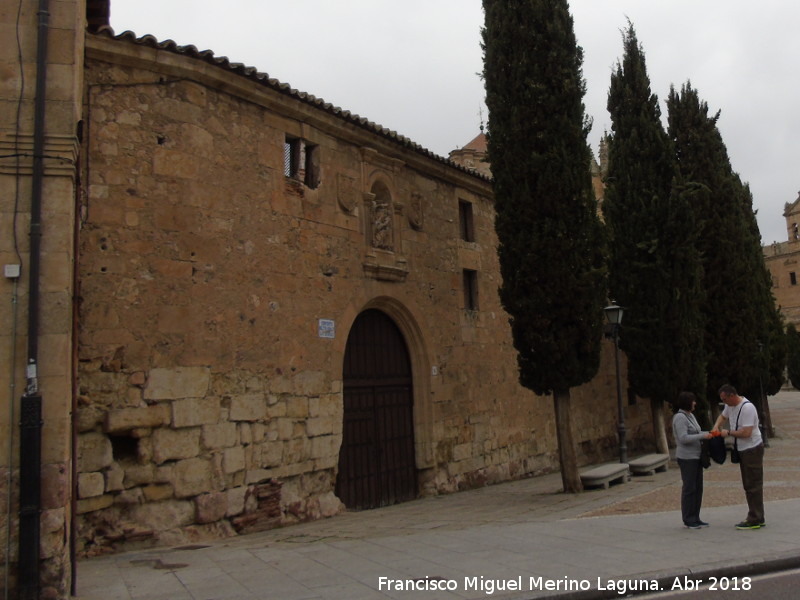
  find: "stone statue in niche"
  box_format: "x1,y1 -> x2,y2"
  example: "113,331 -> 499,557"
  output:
371,201 -> 393,250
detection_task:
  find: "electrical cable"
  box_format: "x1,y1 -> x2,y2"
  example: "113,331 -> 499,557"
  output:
5,2 -> 26,598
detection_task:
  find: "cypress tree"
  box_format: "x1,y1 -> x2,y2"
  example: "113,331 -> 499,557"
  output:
786,324 -> 800,390
482,0 -> 606,492
604,25 -> 706,441
667,84 -> 785,425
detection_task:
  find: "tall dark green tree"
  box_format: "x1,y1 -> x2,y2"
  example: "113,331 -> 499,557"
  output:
786,324 -> 800,390
667,83 -> 785,427
603,25 -> 706,442
482,0 -> 606,492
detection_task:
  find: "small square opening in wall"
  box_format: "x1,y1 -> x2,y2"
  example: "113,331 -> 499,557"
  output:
109,434 -> 139,462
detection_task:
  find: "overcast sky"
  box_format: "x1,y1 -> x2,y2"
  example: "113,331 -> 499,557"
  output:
110,0 -> 798,245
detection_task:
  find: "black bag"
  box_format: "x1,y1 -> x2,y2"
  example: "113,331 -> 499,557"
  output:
700,439 -> 711,469
708,436 -> 726,465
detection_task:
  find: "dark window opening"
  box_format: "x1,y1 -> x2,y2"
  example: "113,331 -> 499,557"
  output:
284,135 -> 320,189
463,269 -> 479,311
109,434 -> 139,462
458,199 -> 475,242
791,272 -> 797,286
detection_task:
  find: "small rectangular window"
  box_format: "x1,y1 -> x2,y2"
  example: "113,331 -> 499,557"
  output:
284,136 -> 301,178
463,269 -> 478,311
791,272 -> 797,286
458,200 -> 475,242
304,142 -> 320,189
284,135 -> 320,189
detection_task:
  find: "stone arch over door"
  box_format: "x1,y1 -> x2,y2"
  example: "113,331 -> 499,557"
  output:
336,308 -> 417,509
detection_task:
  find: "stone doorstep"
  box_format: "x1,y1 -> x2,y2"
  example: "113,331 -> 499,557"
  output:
628,453 -> 670,476
580,462 -> 630,489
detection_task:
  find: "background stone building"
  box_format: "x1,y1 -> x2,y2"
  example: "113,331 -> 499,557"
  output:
1,2 -> 659,597
764,192 -> 800,326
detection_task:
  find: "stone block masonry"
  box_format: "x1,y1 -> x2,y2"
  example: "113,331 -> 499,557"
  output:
72,36 -> 655,560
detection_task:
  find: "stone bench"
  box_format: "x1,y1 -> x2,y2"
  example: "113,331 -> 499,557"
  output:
628,453 -> 670,476
580,463 -> 629,489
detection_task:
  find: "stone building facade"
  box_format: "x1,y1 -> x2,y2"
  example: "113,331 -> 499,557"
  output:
764,192 -> 800,327
2,2 -> 659,597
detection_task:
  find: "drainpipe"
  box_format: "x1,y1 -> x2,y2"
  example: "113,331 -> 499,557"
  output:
18,0 -> 50,598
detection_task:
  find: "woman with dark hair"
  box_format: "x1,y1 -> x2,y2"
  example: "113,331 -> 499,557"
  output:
672,391 -> 712,529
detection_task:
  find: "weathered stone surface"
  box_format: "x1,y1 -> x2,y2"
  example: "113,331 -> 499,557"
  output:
256,442 -> 283,468
142,483 -> 174,502
223,446 -> 245,474
129,500 -> 194,531
286,397 -> 310,419
293,371 -> 326,396
123,463 -> 156,488
152,428 -> 200,464
115,488 -> 144,505
173,458 -> 213,498
41,463 -> 69,509
78,472 -> 105,498
317,491 -> 344,518
172,397 -> 221,428
195,491 -> 227,523
105,405 -> 170,432
77,433 -> 113,473
144,367 -> 211,401
76,495 -> 114,515
201,422 -> 238,449
229,394 -> 266,421
75,405 -> 105,432
105,462 -> 125,492
226,486 -> 247,517
40,508 -> 66,560
306,416 -> 335,437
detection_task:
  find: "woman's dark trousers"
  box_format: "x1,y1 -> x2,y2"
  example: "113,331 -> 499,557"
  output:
677,458 -> 703,525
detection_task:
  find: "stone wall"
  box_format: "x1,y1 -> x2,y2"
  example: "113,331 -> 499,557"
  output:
764,194 -> 800,327
1,0 -> 85,596
72,32 -> 657,557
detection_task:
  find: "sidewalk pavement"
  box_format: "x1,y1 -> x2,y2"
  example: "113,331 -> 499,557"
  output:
75,392 -> 800,600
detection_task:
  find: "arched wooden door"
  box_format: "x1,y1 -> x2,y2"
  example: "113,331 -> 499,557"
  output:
336,309 -> 417,509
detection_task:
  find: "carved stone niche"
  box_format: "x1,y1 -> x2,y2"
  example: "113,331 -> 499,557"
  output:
362,180 -> 408,283
336,173 -> 358,214
407,192 -> 424,231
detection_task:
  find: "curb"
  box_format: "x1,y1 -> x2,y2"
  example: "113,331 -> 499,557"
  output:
540,550 -> 800,599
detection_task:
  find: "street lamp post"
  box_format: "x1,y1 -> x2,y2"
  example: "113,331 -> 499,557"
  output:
604,303 -> 627,464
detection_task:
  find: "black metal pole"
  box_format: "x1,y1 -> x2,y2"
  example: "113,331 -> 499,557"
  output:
613,327 -> 627,463
19,1 -> 50,597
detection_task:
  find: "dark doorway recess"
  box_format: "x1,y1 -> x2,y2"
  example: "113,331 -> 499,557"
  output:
336,309 -> 417,509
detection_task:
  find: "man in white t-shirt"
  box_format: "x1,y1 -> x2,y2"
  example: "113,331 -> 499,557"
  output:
712,384 -> 765,529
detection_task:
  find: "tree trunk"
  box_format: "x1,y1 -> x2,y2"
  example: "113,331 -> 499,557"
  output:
762,395 -> 775,437
651,398 -> 669,455
553,389 -> 583,493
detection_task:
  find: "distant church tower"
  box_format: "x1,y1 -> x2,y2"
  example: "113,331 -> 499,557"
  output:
448,132 -> 492,178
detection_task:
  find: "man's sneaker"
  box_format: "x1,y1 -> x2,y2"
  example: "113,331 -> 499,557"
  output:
685,523 -> 702,529
735,521 -> 762,530
695,521 -> 710,528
